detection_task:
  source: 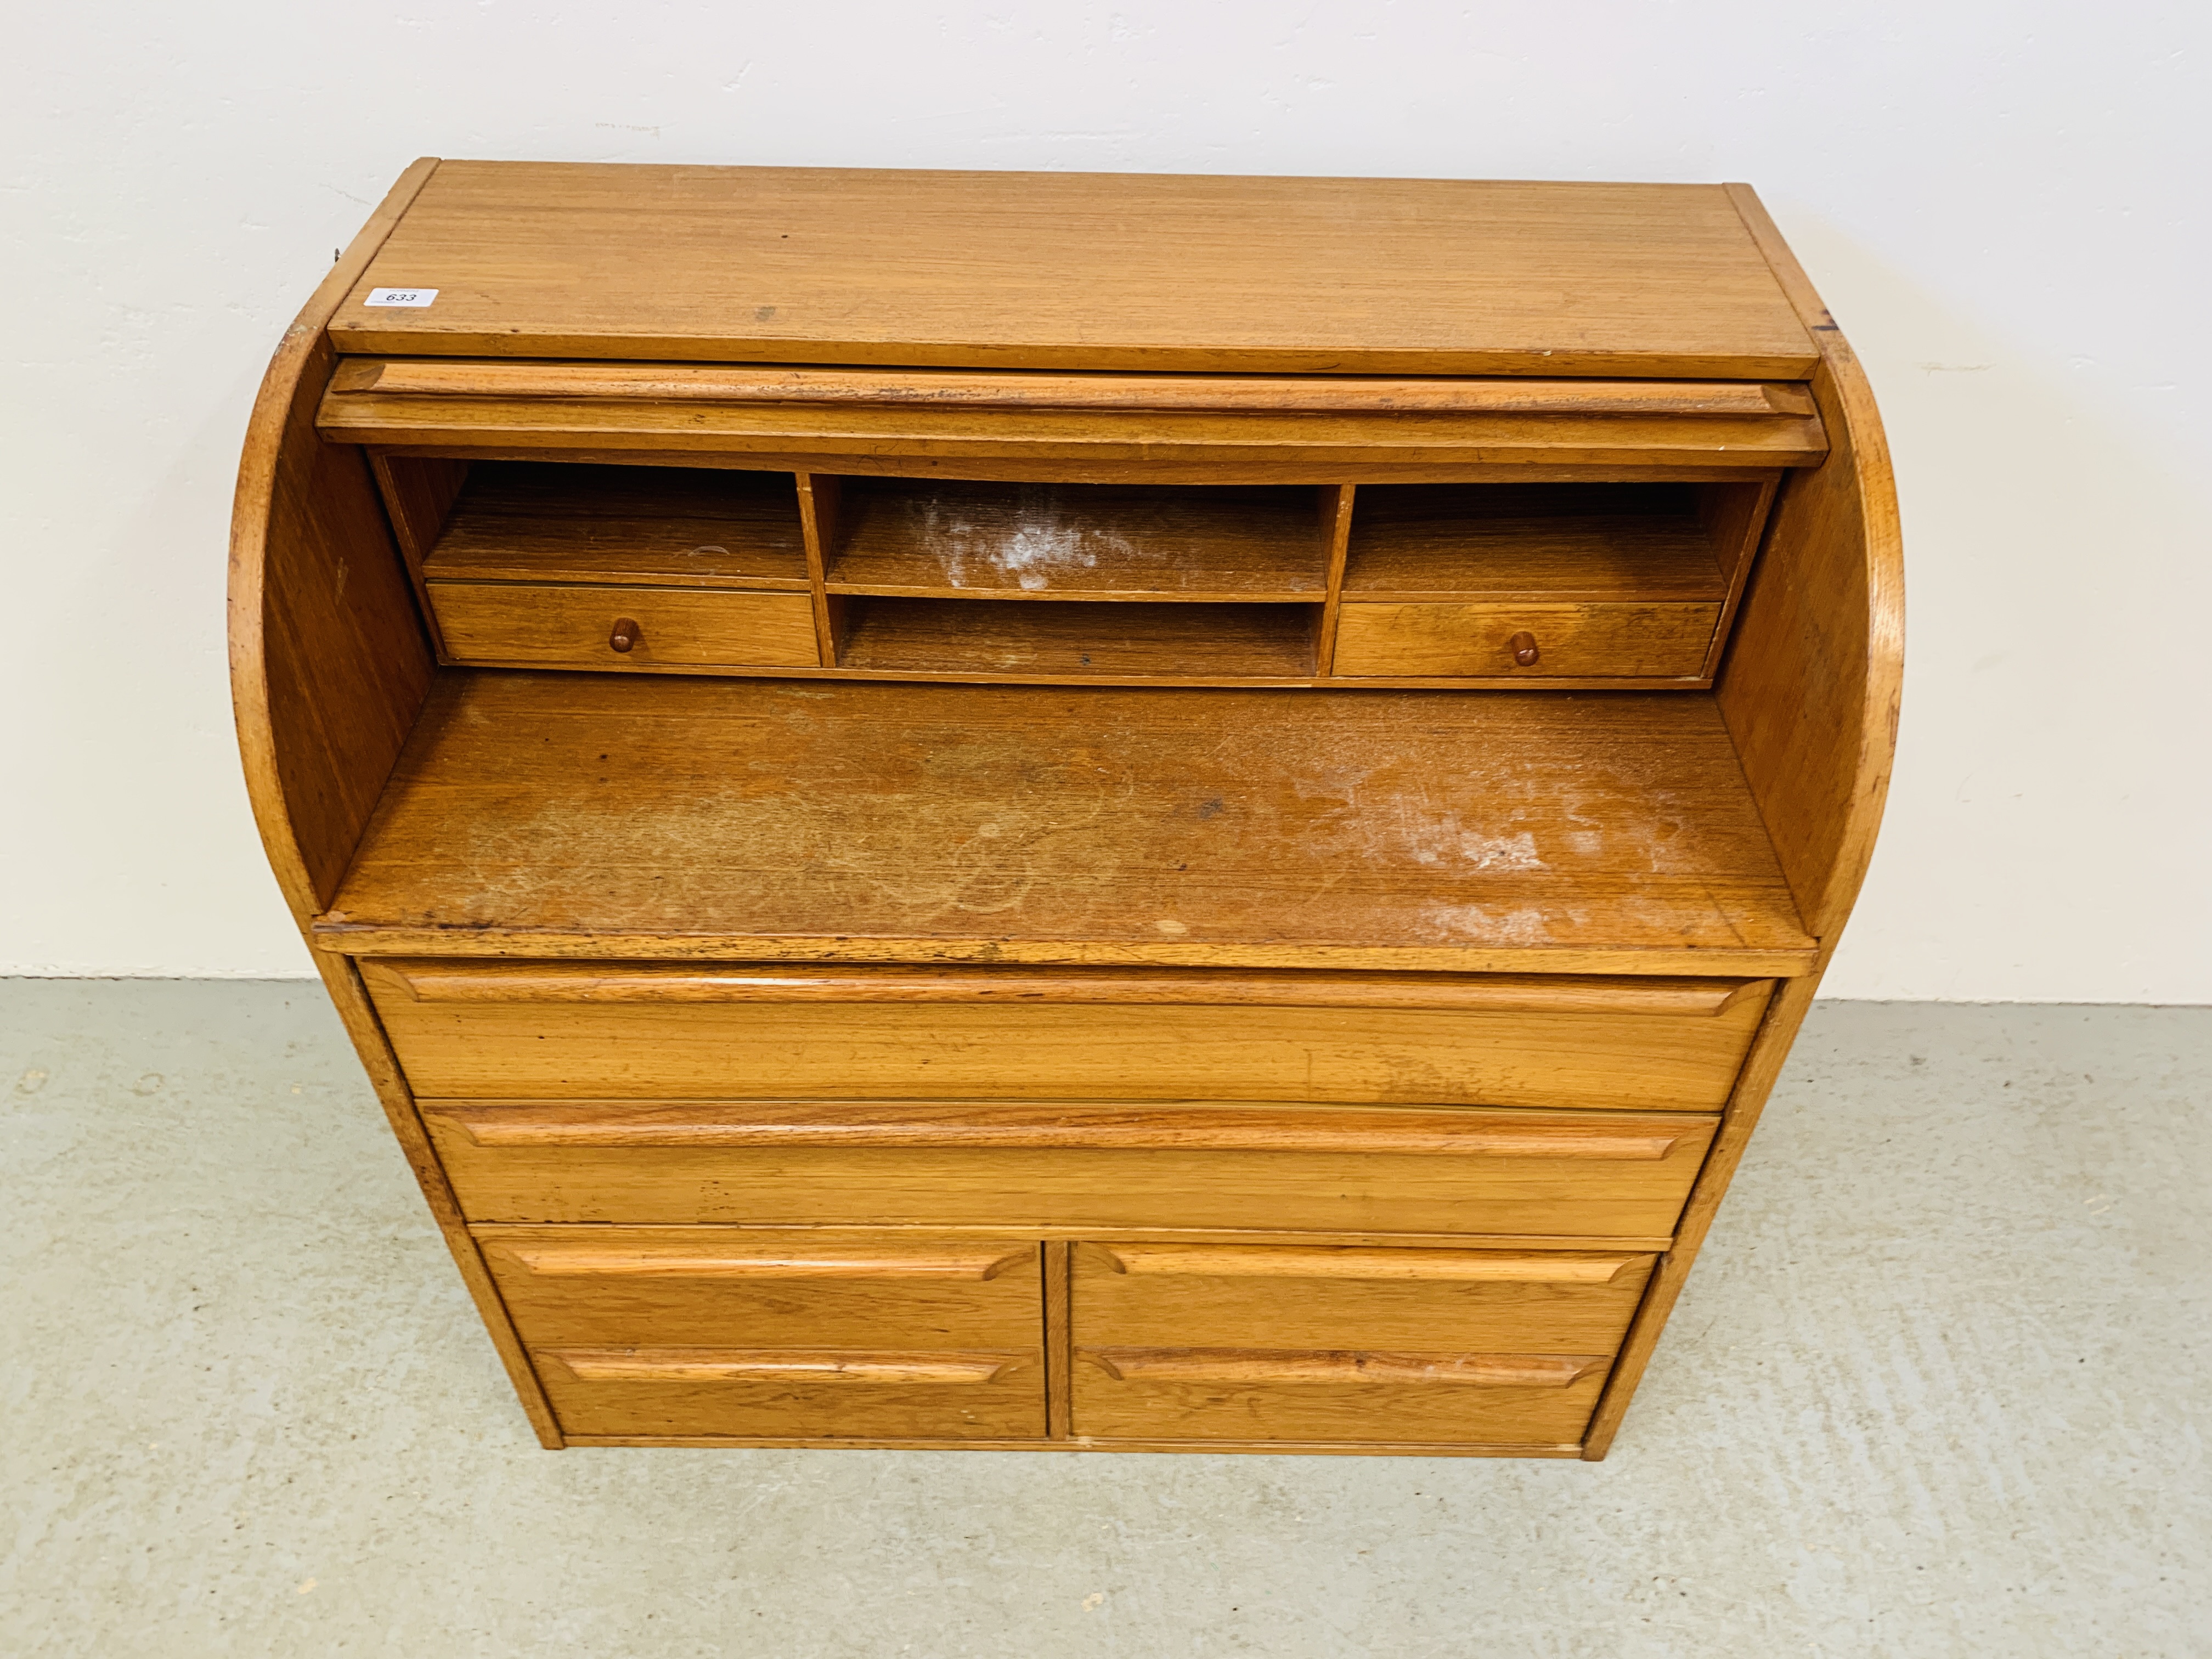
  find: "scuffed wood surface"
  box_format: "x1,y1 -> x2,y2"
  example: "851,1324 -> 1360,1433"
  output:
321,673 -> 1812,969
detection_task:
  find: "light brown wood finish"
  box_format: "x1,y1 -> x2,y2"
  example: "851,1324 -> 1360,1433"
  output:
362,444 -> 1787,489
1096,1245 -> 1647,1283
822,478 -> 1331,599
365,970 -> 1769,1109
319,674 -> 1813,973
424,1100 -> 1705,1157
228,159 -> 568,1448
231,162 -> 441,917
1333,600 -> 1720,679
558,1434 -> 1583,1456
238,169 -> 1898,1458
793,471 -> 845,664
1694,477 -> 1780,680
330,165 -> 1816,376
484,1225 -> 1045,1439
545,1350 -> 1030,1384
836,597 -> 1318,679
1042,1239 -> 1074,1439
417,461 -> 809,589
422,1105 -> 1717,1236
1581,193 -> 1904,1458
319,386 -> 1827,472
341,359 -> 1819,416
494,1240 -> 1033,1279
365,453 -> 468,656
375,960 -> 1767,1015
1313,484 -> 1357,675
428,580 -> 820,670
1068,1240 -> 1653,1442
1340,482 -> 1741,599
1082,1350 -> 1609,1385
1715,187 -> 1906,937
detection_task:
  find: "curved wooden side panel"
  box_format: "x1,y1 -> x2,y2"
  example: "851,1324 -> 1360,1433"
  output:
1582,188 -> 1905,1460
228,161 -> 567,1447
1714,185 -> 1906,942
229,157 -> 441,918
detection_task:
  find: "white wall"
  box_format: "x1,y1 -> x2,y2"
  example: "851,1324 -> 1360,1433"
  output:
5,2 -> 2207,1000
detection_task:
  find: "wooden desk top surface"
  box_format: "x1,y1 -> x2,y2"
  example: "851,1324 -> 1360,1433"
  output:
317,672 -> 1814,974
331,162 -> 1818,380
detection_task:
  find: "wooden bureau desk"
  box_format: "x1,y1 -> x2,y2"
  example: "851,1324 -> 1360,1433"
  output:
230,160 -> 1901,1456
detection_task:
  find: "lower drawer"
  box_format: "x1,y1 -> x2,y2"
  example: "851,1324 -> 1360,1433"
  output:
1068,1241 -> 1656,1444
428,580 -> 821,670
481,1227 -> 1045,1440
1331,600 -> 1719,679
424,1099 -> 1718,1235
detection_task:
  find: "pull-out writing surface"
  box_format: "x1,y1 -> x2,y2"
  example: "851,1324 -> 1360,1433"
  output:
316,672 -> 1814,974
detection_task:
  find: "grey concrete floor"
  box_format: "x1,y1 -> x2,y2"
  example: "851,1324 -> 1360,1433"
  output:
1,984 -> 2206,1658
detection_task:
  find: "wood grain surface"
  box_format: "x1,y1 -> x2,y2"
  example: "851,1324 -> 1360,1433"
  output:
340,358 -> 1818,415
230,162 -> 440,916
822,478 -> 1331,599
1713,188 -> 1906,938
834,596 -> 1318,678
421,1099 -> 1710,1157
373,960 -> 1767,1016
1068,1239 -> 1653,1442
328,164 -> 1817,376
319,386 -> 1827,471
427,580 -> 821,670
319,674 -> 1814,971
1341,482 -> 1737,600
420,1105 -> 1716,1235
366,972 -> 1768,1109
1333,600 -> 1720,679
419,461 -> 809,589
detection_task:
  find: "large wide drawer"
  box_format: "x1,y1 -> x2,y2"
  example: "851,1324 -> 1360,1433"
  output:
423,1098 -> 1719,1235
1068,1240 -> 1655,1444
481,1227 -> 1045,1440
363,961 -> 1773,1112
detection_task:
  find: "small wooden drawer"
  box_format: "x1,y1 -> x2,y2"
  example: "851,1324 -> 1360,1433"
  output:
362,961 -> 1773,1113
479,1227 -> 1045,1440
1332,601 -> 1719,678
427,580 -> 821,669
1068,1242 -> 1656,1445
422,1098 -> 1718,1236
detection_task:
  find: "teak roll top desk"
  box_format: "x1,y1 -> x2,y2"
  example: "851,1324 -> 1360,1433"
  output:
230,161 -> 1901,1456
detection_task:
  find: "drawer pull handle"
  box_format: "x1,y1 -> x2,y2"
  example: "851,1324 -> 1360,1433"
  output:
429,1102 -> 1689,1160
1094,1245 -> 1646,1283
608,616 -> 641,653
500,1245 -> 1031,1281
1509,630 -> 1539,667
1081,1347 -> 1607,1388
376,960 -> 1770,1018
544,1347 -> 1025,1384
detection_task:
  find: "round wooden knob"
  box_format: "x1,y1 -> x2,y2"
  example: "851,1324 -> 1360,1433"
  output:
608,617 -> 642,653
1509,631 -> 1539,667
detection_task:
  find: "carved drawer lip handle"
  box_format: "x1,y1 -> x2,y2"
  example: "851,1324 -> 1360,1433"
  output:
543,1348 -> 1028,1384
426,1101 -> 1690,1160
333,358 -> 1819,419
1080,1347 -> 1608,1387
373,960 -> 1772,1019
1094,1244 -> 1647,1283
499,1245 -> 1032,1281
